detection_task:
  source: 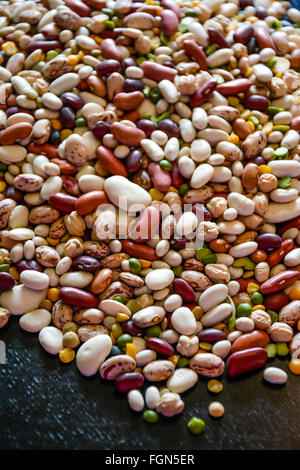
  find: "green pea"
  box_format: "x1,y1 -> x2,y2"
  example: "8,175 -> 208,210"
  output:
149,87 -> 162,104
273,125 -> 290,133
179,183 -> 189,196
129,258 -> 141,275
267,309 -> 278,324
265,343 -> 277,359
184,9 -> 198,17
146,326 -> 161,338
159,160 -> 173,172
102,8 -> 115,18
178,23 -> 189,33
30,25 -> 38,34
273,147 -> 289,159
117,334 -> 132,349
140,113 -> 152,120
278,176 -> 291,189
112,295 -> 126,304
196,247 -> 211,262
104,20 -> 115,29
173,265 -> 184,277
177,358 -> 190,368
143,410 -> 159,424
268,106 -> 284,115
276,342 -> 289,356
271,19 -> 281,29
228,316 -> 236,331
187,417 -> 206,435
236,303 -> 252,317
0,171 -> 4,178
0,264 -> 10,272
46,50 -> 58,61
251,292 -> 264,305
248,116 -> 259,127
75,117 -> 86,127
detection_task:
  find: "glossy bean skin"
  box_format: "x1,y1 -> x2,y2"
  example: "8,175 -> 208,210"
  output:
121,241 -> 159,261
260,270 -> 300,295
49,193 -> 77,214
216,79 -> 252,96
16,259 -> 42,273
264,292 -> 289,311
146,337 -> 175,356
92,121 -> 111,140
96,146 -> 128,177
234,24 -> 254,44
115,372 -> 144,393
158,119 -> 180,138
227,347 -> 268,377
59,287 -> 99,308
96,60 -> 120,77
61,92 -> 84,110
183,40 -> 208,70
190,80 -> 218,108
173,278 -> 196,303
75,191 -> 109,215
231,330 -> 270,354
0,272 -> 15,291
197,328 -> 227,343
72,255 -> 101,272
267,239 -> 294,268
208,29 -> 229,49
256,233 -> 282,252
244,95 -> 269,111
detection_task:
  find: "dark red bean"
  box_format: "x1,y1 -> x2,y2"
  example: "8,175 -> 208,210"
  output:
146,337 -> 175,356
115,372 -> 144,393
158,119 -> 180,138
61,92 -> 84,110
252,156 -> 265,166
161,8 -> 179,37
100,29 -> 121,39
234,24 -> 254,44
171,162 -> 184,188
125,149 -> 142,173
122,57 -> 136,69
190,80 -> 218,107
244,95 -> 269,111
173,278 -> 196,303
240,0 -> 254,7
6,186 -> 24,202
208,28 -> 229,48
59,287 -> 98,308
171,239 -> 187,250
136,119 -> 157,137
264,292 -> 289,311
197,329 -> 227,343
260,270 -> 300,295
227,347 -> 268,377
49,192 -> 76,214
255,28 -> 277,52
72,255 -> 101,272
0,272 -> 15,291
122,320 -> 143,336
256,233 -> 282,251
192,204 -> 212,221
26,41 -> 62,53
92,121 -> 111,140
65,0 -> 91,16
60,107 -> 75,128
96,59 -> 120,76
255,6 -> 268,19
216,78 -> 252,96
123,78 -> 144,93
183,40 -> 208,70
291,116 -> 300,131
161,0 -> 182,19
16,259 -> 42,273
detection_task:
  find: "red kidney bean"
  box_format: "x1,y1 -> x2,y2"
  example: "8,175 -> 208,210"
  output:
216,78 -> 253,96
16,259 -> 42,273
256,233 -> 281,252
255,6 -> 268,19
60,107 -> 75,128
61,92 -> 84,110
260,270 -> 300,295
0,272 -> 15,291
92,121 -> 111,140
27,143 -> 58,159
96,60 -> 120,76
278,216 -> 300,236
173,278 -> 196,303
113,91 -> 144,111
244,95 -> 269,111
75,191 -> 109,216
170,239 -> 187,250
125,149 -> 143,173
231,330 -> 270,354
123,78 -> 144,93
101,38 -> 123,62
140,61 -> 177,82
171,162 -> 184,188
255,28 -> 276,51
197,329 -> 227,343
72,255 -> 101,272
121,241 -> 159,261
26,41 -> 62,53
112,122 -> 146,147
136,119 -> 157,137
122,57 -> 137,69
161,0 -> 182,19
65,0 -> 91,15
190,80 -> 218,108
131,206 -> 160,243
122,320 -> 143,336
148,162 -> 171,192
49,192 -> 76,214
267,239 -> 294,268
158,119 -> 180,138
227,347 -> 267,377
161,9 -> 179,37
264,292 -> 289,311
208,28 -> 229,48
146,337 -> 175,356
6,186 -> 24,202
234,23 -> 254,44
59,286 -> 98,307
183,40 -> 207,70
115,372 -> 144,393
96,146 -> 128,177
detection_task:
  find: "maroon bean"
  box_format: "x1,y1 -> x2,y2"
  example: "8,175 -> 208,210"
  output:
125,149 -> 142,173
140,61 -> 177,82
122,320 -> 143,336
255,6 -> 268,19
161,9 -> 179,37
240,0 -> 254,7
96,60 -> 120,77
171,162 -> 184,188
60,107 -> 75,128
59,286 -> 98,307
6,186 -> 24,202
255,28 -> 276,52
256,233 -> 282,251
122,57 -> 136,69
49,192 -> 76,214
115,372 -> 144,393
92,121 -> 112,140
260,270 -> 300,295
190,80 -> 218,108
161,0 -> 182,19
183,40 -> 207,70
72,255 -> 101,272
0,272 -> 15,291
26,41 -> 62,53
192,204 -> 212,221
146,337 -> 175,356
61,92 -> 84,110
197,329 -> 227,343
100,38 -> 123,62
100,29 -> 121,39
227,347 -> 267,377
171,239 -> 187,250
17,259 -> 42,273
244,95 -> 269,111
136,119 -> 157,137
252,156 -> 265,166
291,116 -> 300,131
173,278 -> 196,303
216,78 -> 252,96
158,119 -> 180,138
233,24 -> 254,44
148,162 -> 171,192
208,28 -> 229,48
123,78 -> 144,93
264,292 -> 289,311
65,0 -> 91,16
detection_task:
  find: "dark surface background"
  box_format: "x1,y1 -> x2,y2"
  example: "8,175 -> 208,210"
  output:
2,2 -> 300,451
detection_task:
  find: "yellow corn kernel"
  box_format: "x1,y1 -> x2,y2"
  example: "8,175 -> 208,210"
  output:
198,348 -> 208,354
60,234 -> 69,243
207,379 -> 223,394
0,181 -> 6,192
192,306 -> 203,320
236,104 -> 245,113
244,66 -> 253,78
223,326 -> 230,336
288,359 -> 300,375
262,122 -> 273,135
252,304 -> 265,311
39,299 -> 52,311
247,282 -> 260,295
213,322 -> 226,330
8,266 -> 19,280
259,165 -> 272,175
243,270 -> 254,279
1,41 -> 18,55
172,32 -> 182,40
135,367 -> 142,373
116,313 -> 130,322
149,188 -> 163,201
61,129 -> 73,141
288,287 -> 300,301
59,348 -> 75,363
168,355 -> 180,367
229,133 -> 239,145
47,288 -> 60,302
161,317 -> 168,331
167,186 -> 179,193
51,119 -> 62,131
67,54 -> 81,66
228,97 -> 240,106
199,342 -> 212,351
94,36 -> 103,44
126,342 -> 136,359
246,121 -> 255,132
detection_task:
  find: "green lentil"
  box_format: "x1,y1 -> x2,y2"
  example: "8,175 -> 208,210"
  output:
104,20 -> 115,29
265,58 -> 277,68
248,116 -> 259,127
267,310 -> 278,324
187,417 -> 206,435
196,247 -> 211,262
62,321 -> 78,334
143,410 -> 159,424
206,44 -> 218,55
46,50 -> 58,61
179,183 -> 189,196
102,8 -> 114,17
178,23 -> 189,33
268,106 -> 284,115
173,265 -> 184,277
228,316 -> 236,331
278,176 -> 291,189
177,357 -> 190,368
273,125 -> 290,132
112,295 -> 126,304
184,9 -> 198,17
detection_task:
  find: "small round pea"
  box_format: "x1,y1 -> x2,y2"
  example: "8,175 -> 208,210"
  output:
267,309 -> 278,323
208,402 -> 224,418
236,303 -> 252,317
143,410 -> 159,424
159,160 -> 173,172
187,417 -> 206,435
177,357 -> 190,368
117,333 -> 132,349
146,326 -> 161,338
128,258 -> 141,275
75,117 -> 86,127
251,292 -> 264,305
62,321 -> 78,334
278,176 -> 291,189
228,316 -> 236,331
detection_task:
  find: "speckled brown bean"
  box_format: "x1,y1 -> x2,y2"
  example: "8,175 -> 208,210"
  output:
51,300 -> 73,329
